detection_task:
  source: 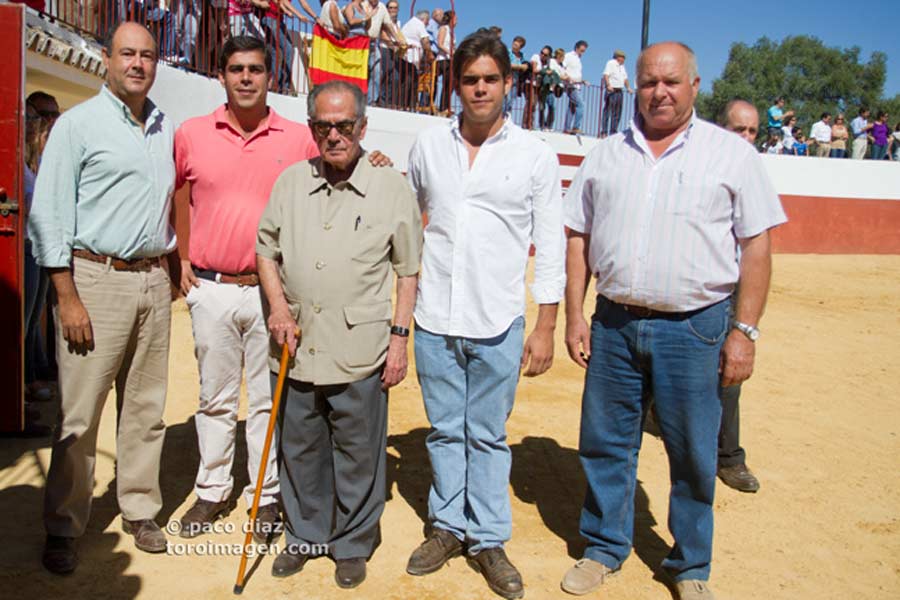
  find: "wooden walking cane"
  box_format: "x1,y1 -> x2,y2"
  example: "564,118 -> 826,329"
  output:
234,332 -> 296,595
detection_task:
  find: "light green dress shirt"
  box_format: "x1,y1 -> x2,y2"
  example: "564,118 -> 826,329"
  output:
28,85 -> 177,268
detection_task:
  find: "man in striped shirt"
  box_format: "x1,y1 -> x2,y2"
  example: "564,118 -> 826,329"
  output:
561,42 -> 786,600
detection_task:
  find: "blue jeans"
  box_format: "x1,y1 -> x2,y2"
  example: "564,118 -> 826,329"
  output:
24,241 -> 49,384
579,296 -> 729,581
871,143 -> 888,160
564,85 -> 584,132
414,317 -> 525,553
829,148 -> 847,158
144,8 -> 178,58
367,41 -> 389,104
601,89 -> 623,135
264,16 -> 294,92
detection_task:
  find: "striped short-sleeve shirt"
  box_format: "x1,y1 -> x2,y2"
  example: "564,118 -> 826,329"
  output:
565,113 -> 787,312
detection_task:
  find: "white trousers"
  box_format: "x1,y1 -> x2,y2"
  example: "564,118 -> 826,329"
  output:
186,279 -> 278,507
852,137 -> 868,159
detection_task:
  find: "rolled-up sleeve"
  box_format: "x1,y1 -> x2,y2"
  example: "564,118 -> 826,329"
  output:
529,145 -> 566,305
28,117 -> 81,268
389,178 -> 423,277
256,170 -> 286,261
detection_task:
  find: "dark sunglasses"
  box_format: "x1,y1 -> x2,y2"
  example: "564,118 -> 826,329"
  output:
310,119 -> 358,137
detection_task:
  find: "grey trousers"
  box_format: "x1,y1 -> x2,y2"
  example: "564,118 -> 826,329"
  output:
718,383 -> 746,467
276,370 -> 387,560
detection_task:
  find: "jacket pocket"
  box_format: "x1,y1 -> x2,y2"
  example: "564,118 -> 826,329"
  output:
343,300 -> 392,367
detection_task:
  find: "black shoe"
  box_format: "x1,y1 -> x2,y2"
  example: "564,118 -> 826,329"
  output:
271,546 -> 309,578
122,518 -> 167,553
42,535 -> 77,575
469,547 -> 524,599
717,463 -> 761,493
178,498 -> 232,538
335,557 -> 366,589
406,528 -> 465,575
251,503 -> 282,544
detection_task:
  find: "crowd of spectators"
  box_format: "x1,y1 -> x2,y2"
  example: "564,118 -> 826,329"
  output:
763,98 -> 898,160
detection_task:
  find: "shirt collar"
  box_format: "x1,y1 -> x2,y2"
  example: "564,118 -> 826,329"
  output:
101,84 -> 160,127
309,152 -> 372,196
451,114 -> 512,144
627,109 -> 698,159
214,104 -> 285,134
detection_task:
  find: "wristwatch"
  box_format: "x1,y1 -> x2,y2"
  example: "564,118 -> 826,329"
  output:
732,321 -> 760,342
390,325 -> 410,337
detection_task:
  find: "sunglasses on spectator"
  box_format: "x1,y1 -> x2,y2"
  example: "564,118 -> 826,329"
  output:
310,119 -> 359,137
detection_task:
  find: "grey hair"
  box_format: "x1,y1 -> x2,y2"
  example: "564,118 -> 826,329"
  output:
636,41 -> 698,80
307,81 -> 367,120
416,9 -> 430,20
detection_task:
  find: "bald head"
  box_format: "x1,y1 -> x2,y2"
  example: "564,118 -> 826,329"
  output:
723,100 -> 759,144
635,41 -> 700,137
636,41 -> 698,81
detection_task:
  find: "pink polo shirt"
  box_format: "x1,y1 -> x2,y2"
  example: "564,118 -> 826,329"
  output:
175,105 -> 319,274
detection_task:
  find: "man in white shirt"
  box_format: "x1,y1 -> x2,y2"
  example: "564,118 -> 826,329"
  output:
810,112 -> 833,157
561,42 -> 786,600
850,107 -> 873,159
600,49 -> 633,137
405,30 -> 565,600
562,40 -> 588,134
400,10 -> 433,110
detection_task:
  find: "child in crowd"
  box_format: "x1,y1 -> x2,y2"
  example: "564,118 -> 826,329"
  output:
792,128 -> 808,156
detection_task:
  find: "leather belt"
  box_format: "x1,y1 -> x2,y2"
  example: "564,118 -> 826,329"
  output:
73,249 -> 162,272
194,267 -> 259,287
602,295 -> 680,319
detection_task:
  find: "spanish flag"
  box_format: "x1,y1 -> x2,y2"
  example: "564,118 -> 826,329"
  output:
309,24 -> 370,93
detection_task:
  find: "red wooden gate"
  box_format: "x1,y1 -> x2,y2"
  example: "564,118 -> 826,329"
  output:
0,4 -> 26,432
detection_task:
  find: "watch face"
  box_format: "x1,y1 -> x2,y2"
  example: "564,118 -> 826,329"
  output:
748,329 -> 760,341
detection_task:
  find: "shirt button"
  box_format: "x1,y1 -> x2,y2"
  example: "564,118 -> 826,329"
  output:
323,223 -> 332,231
315,261 -> 325,270
308,348 -> 316,355
313,305 -> 321,313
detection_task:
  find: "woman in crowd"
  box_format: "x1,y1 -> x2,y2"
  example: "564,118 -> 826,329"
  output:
781,115 -> 797,154
830,114 -> 849,158
762,132 -> 782,154
434,10 -> 456,114
890,122 -> 900,161
870,111 -> 890,160
343,0 -> 372,36
319,0 -> 348,37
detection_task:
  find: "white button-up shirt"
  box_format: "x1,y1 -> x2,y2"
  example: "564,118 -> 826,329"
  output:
402,17 -> 428,64
602,58 -> 628,88
810,120 -> 832,143
565,113 -> 787,312
563,51 -> 584,86
408,118 -> 566,338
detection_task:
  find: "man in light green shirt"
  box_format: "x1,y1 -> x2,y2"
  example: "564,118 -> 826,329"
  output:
29,22 -> 176,575
257,80 -> 422,589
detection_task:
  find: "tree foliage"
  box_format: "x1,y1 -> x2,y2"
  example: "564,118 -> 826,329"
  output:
697,36 -> 891,130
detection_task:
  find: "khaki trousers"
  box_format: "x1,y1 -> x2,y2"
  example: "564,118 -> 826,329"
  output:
815,142 -> 831,157
44,257 -> 171,538
185,278 -> 278,507
852,137 -> 868,159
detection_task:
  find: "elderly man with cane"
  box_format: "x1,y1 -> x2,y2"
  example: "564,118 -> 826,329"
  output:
256,80 -> 422,589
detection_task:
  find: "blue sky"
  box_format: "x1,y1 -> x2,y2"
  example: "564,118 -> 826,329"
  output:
405,0 -> 900,97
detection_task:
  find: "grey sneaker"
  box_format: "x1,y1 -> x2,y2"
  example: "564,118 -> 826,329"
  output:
560,558 -> 619,595
675,579 -> 716,600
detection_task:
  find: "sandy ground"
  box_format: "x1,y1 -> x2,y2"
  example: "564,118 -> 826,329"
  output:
1,255 -> 899,600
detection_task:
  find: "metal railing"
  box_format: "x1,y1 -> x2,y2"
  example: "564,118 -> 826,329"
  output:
29,3 -> 629,136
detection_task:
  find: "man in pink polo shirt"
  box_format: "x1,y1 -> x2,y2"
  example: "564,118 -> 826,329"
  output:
173,35 -> 389,540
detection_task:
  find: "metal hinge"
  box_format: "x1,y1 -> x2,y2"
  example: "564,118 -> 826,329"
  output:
0,202 -> 19,217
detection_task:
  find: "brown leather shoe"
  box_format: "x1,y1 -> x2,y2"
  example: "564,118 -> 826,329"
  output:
122,518 -> 167,553
406,528 -> 465,575
469,547 -> 524,599
717,463 -> 760,493
271,546 -> 309,578
179,498 -> 233,538
42,535 -> 77,575
335,557 -> 366,588
251,503 -> 282,544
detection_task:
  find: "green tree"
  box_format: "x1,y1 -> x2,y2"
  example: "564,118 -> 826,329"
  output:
698,36 -> 889,132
